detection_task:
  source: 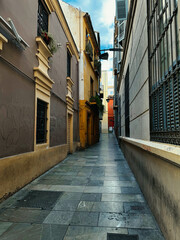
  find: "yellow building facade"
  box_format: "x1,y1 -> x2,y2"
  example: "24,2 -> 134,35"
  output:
60,1 -> 101,149
79,14 -> 101,148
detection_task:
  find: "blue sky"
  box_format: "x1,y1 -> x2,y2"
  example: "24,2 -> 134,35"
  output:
61,0 -> 115,74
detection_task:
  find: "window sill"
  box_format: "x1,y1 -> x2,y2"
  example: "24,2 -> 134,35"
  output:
35,143 -> 49,151
119,136 -> 180,167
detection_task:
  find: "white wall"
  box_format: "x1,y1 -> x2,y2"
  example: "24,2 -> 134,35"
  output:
119,0 -> 150,140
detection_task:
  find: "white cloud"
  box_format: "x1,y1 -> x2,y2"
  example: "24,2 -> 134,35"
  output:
100,0 -> 115,27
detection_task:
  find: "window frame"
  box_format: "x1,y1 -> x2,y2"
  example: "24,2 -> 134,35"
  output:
147,0 -> 180,145
37,0 -> 49,36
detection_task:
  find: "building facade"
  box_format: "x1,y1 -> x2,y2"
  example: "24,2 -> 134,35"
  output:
60,1 -> 101,148
113,0 -> 129,137
0,0 -> 79,200
114,1 -> 180,239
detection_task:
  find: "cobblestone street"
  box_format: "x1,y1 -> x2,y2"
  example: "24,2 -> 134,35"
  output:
0,134 -> 164,240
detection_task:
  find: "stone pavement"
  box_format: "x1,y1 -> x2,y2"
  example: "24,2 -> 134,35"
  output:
0,134 -> 164,240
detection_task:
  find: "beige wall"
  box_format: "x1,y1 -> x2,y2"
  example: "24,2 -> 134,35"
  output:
120,137 -> 180,240
119,0 -> 150,140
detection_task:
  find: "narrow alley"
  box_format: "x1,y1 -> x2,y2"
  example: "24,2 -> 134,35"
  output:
0,134 -> 164,240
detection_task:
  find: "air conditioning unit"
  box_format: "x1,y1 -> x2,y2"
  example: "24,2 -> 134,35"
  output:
118,20 -> 126,43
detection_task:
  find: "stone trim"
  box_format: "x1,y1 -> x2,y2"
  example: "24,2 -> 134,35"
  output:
0,33 -> 8,51
119,136 -> 180,167
33,37 -> 54,151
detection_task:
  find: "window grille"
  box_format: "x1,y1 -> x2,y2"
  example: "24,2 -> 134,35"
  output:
67,49 -> 71,78
36,99 -> 47,144
125,66 -> 130,137
148,0 -> 180,145
37,0 -> 49,36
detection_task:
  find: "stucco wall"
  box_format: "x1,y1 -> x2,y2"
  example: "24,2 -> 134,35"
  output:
0,0 -> 79,155
120,138 -> 180,240
0,61 -> 35,158
119,0 -> 150,140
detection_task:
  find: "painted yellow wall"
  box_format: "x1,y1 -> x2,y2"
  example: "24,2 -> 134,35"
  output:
83,19 -> 99,102
0,145 -> 67,201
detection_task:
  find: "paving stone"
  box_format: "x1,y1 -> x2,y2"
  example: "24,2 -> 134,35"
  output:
101,194 -> 145,203
0,223 -> 67,240
0,222 -> 13,237
16,190 -> 62,210
43,211 -> 74,225
0,134 -> 164,240
87,180 -> 104,186
103,181 -> 137,187
70,212 -> 99,226
53,200 -> 79,211
0,209 -> 49,223
60,192 -> 82,201
98,213 -> 157,229
64,226 -> 128,240
121,187 -> 142,194
77,201 -> 94,211
91,202 -> 123,213
123,202 -> 151,214
81,193 -> 102,202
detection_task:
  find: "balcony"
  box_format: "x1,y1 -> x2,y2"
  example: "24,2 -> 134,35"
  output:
85,41 -> 93,62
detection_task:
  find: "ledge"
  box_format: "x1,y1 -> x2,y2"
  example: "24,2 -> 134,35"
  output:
119,136 -> 180,167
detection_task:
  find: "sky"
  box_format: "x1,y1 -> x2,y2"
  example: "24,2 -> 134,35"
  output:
61,0 -> 115,81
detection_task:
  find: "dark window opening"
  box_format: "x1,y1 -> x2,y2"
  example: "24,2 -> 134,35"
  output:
90,77 -> 94,97
125,66 -> 130,137
37,0 -> 49,36
67,49 -> 71,77
36,99 -> 47,144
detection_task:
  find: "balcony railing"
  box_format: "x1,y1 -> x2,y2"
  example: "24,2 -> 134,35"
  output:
85,41 -> 93,61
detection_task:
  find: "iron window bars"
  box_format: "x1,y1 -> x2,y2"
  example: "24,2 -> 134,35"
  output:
36,99 -> 48,144
67,49 -> 71,78
37,0 -> 49,36
148,0 -> 180,145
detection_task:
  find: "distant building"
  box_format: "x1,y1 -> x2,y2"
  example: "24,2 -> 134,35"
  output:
108,96 -> 114,131
0,0 -> 79,200
113,1 -> 180,239
60,0 -> 101,148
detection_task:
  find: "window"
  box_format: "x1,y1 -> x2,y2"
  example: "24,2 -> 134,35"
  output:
116,0 -> 127,20
125,66 -> 130,137
67,49 -> 71,78
148,0 -> 180,145
37,0 -> 49,36
36,99 -> 48,144
90,77 -> 94,97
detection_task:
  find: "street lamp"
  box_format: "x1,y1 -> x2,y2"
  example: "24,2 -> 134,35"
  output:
99,47 -> 123,60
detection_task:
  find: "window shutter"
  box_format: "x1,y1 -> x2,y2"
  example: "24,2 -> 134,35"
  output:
116,0 -> 127,20
118,20 -> 126,42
